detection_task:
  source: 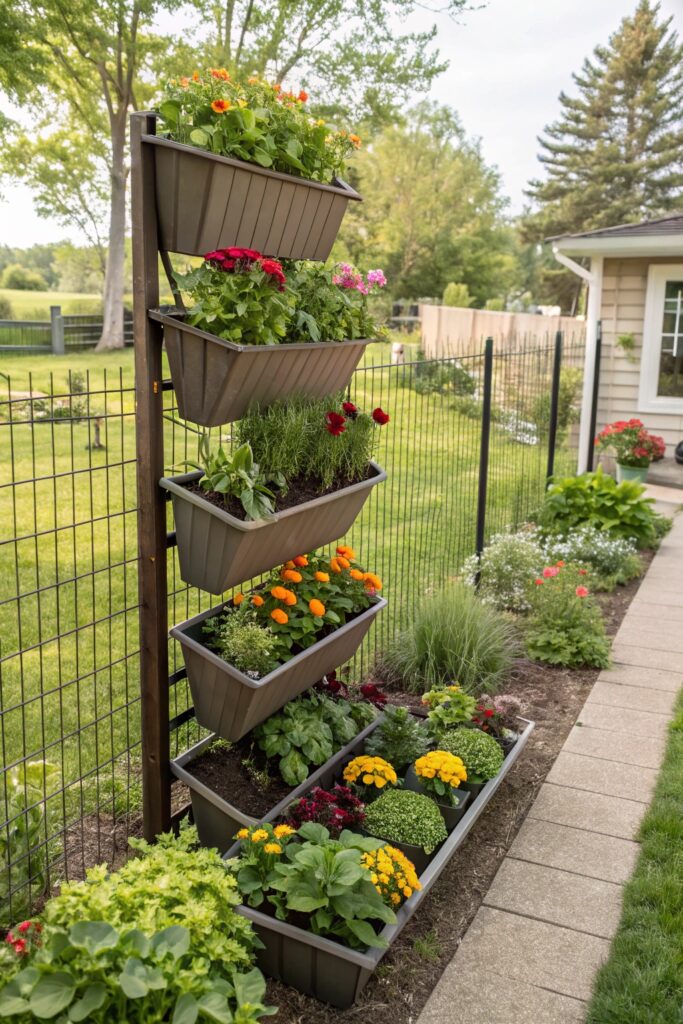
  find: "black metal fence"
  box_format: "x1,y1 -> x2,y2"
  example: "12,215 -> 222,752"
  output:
0,332 -> 584,925
0,309 -> 134,353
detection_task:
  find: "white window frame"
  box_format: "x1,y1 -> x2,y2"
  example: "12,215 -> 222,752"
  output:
638,263 -> 683,413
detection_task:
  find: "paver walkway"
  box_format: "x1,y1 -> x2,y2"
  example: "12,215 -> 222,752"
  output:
418,515 -> 682,1024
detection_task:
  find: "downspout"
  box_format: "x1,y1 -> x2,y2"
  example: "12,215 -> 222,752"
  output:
551,246 -> 604,473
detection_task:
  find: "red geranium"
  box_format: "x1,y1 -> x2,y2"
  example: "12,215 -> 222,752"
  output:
372,407 -> 390,426
325,411 -> 346,435
259,257 -> 286,290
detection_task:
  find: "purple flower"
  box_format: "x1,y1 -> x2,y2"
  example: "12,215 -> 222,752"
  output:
366,268 -> 386,288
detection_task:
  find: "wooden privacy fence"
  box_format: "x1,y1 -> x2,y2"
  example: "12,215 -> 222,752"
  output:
421,304 -> 584,359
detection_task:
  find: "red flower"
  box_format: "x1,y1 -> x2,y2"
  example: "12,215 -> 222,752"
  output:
578,568 -> 588,576
542,566 -> 559,578
575,585 -> 589,598
13,939 -> 27,955
259,257 -> 286,289
325,411 -> 346,435
17,922 -> 31,934
342,401 -> 358,416
360,682 -> 387,706
483,708 -> 494,718
372,407 -> 390,426
221,258 -> 236,270
226,246 -> 262,260
534,578 -> 544,586
298,89 -> 309,102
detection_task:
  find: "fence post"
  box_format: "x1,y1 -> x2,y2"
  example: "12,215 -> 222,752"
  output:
475,337 -> 494,577
50,305 -> 65,355
546,330 -> 563,484
585,320 -> 602,473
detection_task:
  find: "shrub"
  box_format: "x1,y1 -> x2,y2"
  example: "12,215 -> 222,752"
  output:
0,264 -> 46,291
364,705 -> 429,771
379,584 -> 520,694
442,282 -> 473,308
439,728 -> 504,783
286,785 -> 365,837
525,564 -> 611,668
364,790 -> 447,854
528,367 -> 582,437
0,296 -> 13,319
538,468 -> 665,548
543,526 -> 642,590
238,394 -> 388,491
410,351 -> 477,397
461,530 -> 546,612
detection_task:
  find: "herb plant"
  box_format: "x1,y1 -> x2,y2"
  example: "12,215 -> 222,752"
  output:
363,790 -> 448,854
538,468 -> 666,549
379,585 -> 519,694
439,728 -> 505,783
525,564 -> 611,668
158,73 -> 359,183
188,435 -> 284,520
364,706 -> 429,772
208,616 -> 279,678
238,394 -> 389,493
254,692 -> 360,785
286,785 -> 366,838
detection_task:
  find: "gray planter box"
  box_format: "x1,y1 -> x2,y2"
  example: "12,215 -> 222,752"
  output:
143,132 -> 361,260
160,462 -> 386,594
150,310 -> 373,427
225,718 -> 535,1008
170,596 -> 387,742
170,714 -> 383,853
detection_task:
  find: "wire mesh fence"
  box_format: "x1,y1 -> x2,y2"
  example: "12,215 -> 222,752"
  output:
0,332 -> 584,926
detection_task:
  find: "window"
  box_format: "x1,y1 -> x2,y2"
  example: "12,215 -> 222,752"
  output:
638,264 -> 683,412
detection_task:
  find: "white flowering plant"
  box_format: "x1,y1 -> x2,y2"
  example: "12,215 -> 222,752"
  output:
542,526 -> 642,589
461,530 -> 545,613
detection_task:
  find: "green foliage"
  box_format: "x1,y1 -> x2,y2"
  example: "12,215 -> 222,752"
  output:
238,394 -> 384,492
246,823 -> 395,949
1,761 -> 60,927
461,530 -> 545,613
209,617 -> 278,678
538,468 -> 665,548
364,706 -> 429,772
0,296 -> 13,318
0,264 -> 47,291
285,261 -> 385,343
442,281 -> 473,307
528,367 -> 582,437
439,727 -> 504,783
525,566 -> 611,669
0,922 -> 273,1023
421,684 -> 477,738
484,297 -> 505,311
380,584 -> 520,694
159,74 -> 357,183
364,789 -> 447,854
409,351 -> 476,397
188,437 -> 284,521
543,526 -> 642,589
254,692 -> 360,786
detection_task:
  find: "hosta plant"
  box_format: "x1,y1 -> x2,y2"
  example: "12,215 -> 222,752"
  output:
363,790 -> 447,855
439,728 -> 504,784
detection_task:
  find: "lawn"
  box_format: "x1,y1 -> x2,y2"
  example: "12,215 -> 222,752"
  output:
0,340 -> 578,885
0,289 -> 106,320
586,688 -> 683,1024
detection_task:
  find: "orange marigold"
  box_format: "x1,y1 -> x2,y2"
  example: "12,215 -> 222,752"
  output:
283,590 -> 297,607
298,89 -> 308,102
315,571 -> 330,583
271,585 -> 289,601
192,70 -> 200,81
336,545 -> 356,559
364,573 -> 382,591
233,593 -> 245,606
336,556 -> 351,569
211,98 -> 231,113
210,67 -> 230,80
282,569 -> 302,584
309,599 -> 325,617
329,557 -> 343,574
293,555 -> 308,567
271,608 -> 289,625
251,595 -> 264,607
350,569 -> 364,581
349,134 -> 362,149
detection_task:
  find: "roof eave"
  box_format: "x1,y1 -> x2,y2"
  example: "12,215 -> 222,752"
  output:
552,235 -> 683,258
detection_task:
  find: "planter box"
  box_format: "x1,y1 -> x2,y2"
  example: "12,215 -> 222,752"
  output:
150,310 -> 373,427
143,132 -> 361,260
160,462 -> 386,594
224,718 -> 535,1007
170,596 -> 386,741
170,714 -> 382,854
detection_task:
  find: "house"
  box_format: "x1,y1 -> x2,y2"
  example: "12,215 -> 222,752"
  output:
550,214 -> 683,476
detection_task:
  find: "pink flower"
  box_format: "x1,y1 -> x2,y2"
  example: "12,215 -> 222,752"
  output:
542,566 -> 559,578
17,922 -> 31,934
366,268 -> 386,288
575,586 -> 589,598
578,568 -> 588,576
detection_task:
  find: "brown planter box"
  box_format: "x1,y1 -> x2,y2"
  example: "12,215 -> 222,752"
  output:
170,596 -> 386,741
150,310 -> 373,427
143,132 -> 361,259
160,462 -> 386,594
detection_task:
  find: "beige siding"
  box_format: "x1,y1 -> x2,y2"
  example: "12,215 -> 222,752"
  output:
597,257 -> 683,455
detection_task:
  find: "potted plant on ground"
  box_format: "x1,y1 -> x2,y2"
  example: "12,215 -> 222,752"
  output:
162,399 -> 388,593
362,789 -> 448,874
403,750 -> 470,829
437,728 -> 505,799
595,418 -> 666,483
147,73 -> 362,259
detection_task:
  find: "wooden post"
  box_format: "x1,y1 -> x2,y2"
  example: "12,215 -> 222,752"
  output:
131,111 -> 171,839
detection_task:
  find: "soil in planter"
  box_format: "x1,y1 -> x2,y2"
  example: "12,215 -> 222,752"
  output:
264,553 -> 652,1023
185,465 -> 374,521
186,737 -> 295,819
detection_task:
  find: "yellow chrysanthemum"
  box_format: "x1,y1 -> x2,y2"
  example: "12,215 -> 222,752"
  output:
236,828 -> 249,839
273,824 -> 295,838
250,829 -> 269,842
264,842 -> 282,855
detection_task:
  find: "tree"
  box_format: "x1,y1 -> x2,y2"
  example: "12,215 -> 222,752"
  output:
337,103 -> 513,304
525,1 -> 683,243
0,264 -> 47,290
442,282 -> 474,307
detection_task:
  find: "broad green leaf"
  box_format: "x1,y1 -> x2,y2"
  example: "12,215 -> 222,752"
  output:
69,921 -> 118,955
158,100 -> 180,125
346,918 -> 386,948
151,926 -> 190,960
29,974 -> 76,1019
67,983 -> 107,1022
172,993 -> 198,1024
189,128 -> 210,146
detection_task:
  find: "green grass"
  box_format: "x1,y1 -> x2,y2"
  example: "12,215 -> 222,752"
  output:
0,342 -> 578,888
586,689 -> 683,1024
0,289 -> 105,320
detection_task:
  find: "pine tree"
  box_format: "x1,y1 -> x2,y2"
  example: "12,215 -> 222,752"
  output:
525,1 -> 683,242
365,705 -> 429,772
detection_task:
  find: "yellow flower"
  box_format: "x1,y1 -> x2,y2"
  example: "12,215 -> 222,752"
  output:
273,824 -> 295,838
403,887 -> 412,898
250,829 -> 268,842
391,892 -> 401,904
236,828 -> 249,840
264,842 -> 282,855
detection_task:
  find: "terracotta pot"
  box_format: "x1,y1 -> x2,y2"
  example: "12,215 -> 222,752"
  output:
160,463 -> 386,594
151,309 -> 373,427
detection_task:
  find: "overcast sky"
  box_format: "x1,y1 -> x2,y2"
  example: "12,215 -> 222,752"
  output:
1,0 -> 680,248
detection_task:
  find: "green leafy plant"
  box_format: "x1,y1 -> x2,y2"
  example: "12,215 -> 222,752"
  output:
525,564 -> 611,668
543,526 -> 642,590
188,436 -> 284,521
174,248 -> 294,345
439,727 -> 505,783
442,282 -> 474,307
616,332 -> 637,361
379,584 -> 519,694
364,706 -> 429,772
421,684 -> 477,739
538,468 -> 666,548
364,790 -> 447,854
461,530 -> 545,613
409,351 -> 476,397
158,72 -> 359,183
285,261 -> 386,343
1,761 -> 60,927
254,691 -> 360,785
237,394 -> 389,493
527,367 -> 582,437
208,617 -> 279,678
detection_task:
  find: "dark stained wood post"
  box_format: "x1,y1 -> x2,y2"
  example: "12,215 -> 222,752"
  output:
131,111 -> 171,839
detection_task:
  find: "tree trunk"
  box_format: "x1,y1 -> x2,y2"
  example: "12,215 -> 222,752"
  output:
96,115 -> 127,351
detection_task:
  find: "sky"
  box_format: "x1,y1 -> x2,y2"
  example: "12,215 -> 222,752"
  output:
1,0 -> 681,248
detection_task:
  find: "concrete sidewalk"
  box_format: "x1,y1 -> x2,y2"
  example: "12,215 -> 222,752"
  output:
418,517 -> 682,1024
